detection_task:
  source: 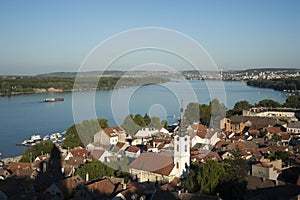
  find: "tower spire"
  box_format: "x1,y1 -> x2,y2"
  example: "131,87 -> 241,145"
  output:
180,99 -> 184,127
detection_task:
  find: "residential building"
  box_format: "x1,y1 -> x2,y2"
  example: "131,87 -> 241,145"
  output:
94,126 -> 125,145
252,159 -> 282,180
287,121 -> 300,135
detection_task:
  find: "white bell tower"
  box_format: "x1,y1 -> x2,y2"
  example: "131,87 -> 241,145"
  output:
173,100 -> 190,178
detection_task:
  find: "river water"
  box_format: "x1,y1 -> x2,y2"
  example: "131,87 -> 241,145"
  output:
0,80 -> 288,158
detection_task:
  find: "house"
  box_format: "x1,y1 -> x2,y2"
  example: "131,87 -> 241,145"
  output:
94,126 -> 126,145
252,159 -> 282,180
112,182 -> 155,200
129,152 -> 176,183
220,116 -> 278,134
74,178 -> 123,200
90,149 -> 106,162
192,151 -> 222,163
287,121 -> 300,135
135,127 -> 159,137
65,147 -> 88,161
243,107 -> 299,122
7,162 -> 33,177
191,130 -> 220,148
125,146 -> 141,158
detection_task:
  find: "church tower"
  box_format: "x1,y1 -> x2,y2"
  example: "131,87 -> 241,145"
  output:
173,101 -> 190,178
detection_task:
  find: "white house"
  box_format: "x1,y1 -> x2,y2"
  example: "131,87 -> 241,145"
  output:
129,127 -> 190,182
135,127 -> 159,137
124,146 -> 141,158
191,130 -> 220,148
287,121 -> 300,135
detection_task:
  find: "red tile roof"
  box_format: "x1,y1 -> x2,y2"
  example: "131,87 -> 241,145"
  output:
126,146 -> 140,153
269,144 -> 287,152
191,124 -> 207,132
71,147 -> 88,158
115,142 -> 125,149
265,126 -> 282,134
103,127 -> 119,137
86,178 -> 122,196
113,126 -> 124,132
214,141 -> 230,149
280,132 -> 291,141
8,162 -> 32,172
153,163 -> 175,176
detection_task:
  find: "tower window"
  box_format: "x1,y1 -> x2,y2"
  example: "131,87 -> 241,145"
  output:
185,145 -> 187,152
177,145 -> 179,152
177,137 -> 179,141
184,137 -> 187,141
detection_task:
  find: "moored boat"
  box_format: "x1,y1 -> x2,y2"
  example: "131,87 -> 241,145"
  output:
44,97 -> 64,102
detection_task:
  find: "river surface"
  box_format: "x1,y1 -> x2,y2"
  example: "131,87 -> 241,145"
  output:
0,80 -> 289,158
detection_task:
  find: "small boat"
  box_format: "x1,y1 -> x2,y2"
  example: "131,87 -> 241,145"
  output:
44,97 -> 64,102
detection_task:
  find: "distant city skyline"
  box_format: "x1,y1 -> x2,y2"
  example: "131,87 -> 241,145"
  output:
0,0 -> 300,75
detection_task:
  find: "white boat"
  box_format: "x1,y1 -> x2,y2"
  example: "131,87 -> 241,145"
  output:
50,134 -> 57,140
31,135 -> 42,141
43,135 -> 49,141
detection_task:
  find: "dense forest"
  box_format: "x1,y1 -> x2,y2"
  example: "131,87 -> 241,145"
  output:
0,76 -> 169,95
247,77 -> 300,92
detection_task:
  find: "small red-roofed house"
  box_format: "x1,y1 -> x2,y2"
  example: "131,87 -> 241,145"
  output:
65,147 -> 88,161
125,146 -> 141,158
189,124 -> 219,147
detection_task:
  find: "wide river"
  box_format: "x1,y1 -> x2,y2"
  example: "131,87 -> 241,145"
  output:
0,80 -> 289,158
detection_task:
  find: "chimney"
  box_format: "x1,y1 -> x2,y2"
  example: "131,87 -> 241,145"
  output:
86,172 -> 89,182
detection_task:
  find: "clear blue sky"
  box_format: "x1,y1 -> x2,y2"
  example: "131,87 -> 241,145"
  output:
0,0 -> 299,75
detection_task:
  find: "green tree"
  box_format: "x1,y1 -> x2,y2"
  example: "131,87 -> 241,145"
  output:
63,118 -> 110,149
19,141 -> 58,163
255,99 -> 282,108
284,95 -> 300,108
98,118 -> 109,129
272,133 -> 282,141
227,100 -> 252,117
62,124 -> 84,149
269,150 -> 290,162
217,155 -> 248,200
133,114 -> 146,127
161,120 -> 168,129
76,159 -> 114,182
199,103 -> 211,126
143,114 -> 151,126
184,160 -> 226,195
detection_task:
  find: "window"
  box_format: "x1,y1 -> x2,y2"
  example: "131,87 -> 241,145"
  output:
185,145 -> 187,152
177,137 -> 179,141
177,145 -> 179,152
184,137 -> 187,142
176,162 -> 179,169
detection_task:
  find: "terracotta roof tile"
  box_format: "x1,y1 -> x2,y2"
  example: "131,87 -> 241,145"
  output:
153,163 -> 175,176
8,162 -> 32,172
265,126 -> 282,134
71,147 -> 88,158
126,146 -> 140,153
